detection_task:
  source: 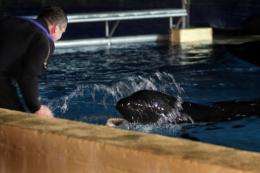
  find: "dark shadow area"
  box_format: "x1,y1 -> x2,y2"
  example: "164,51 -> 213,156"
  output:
1,0 -> 260,35
226,41 -> 260,66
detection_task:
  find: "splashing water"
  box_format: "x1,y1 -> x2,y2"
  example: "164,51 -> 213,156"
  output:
91,71 -> 192,124
47,85 -> 86,114
119,122 -> 184,136
92,72 -> 184,103
155,72 -> 194,124
47,71 -> 192,124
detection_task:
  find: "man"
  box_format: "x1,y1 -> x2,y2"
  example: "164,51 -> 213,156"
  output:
0,6 -> 67,117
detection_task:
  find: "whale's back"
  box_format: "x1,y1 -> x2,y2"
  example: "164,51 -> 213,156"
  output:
116,90 -> 177,123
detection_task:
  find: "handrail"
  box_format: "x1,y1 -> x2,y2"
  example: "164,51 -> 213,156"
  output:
23,7 -> 189,46
67,9 -> 187,23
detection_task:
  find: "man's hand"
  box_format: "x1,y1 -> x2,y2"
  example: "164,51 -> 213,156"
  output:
34,105 -> 54,118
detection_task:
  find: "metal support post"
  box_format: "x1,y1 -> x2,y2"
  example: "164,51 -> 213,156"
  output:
181,0 -> 188,28
169,17 -> 173,29
109,21 -> 120,37
105,21 -> 109,38
186,0 -> 190,27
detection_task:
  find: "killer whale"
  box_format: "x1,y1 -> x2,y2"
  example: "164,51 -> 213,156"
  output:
112,90 -> 260,125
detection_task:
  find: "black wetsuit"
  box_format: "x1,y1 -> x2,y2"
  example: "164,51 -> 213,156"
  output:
0,16 -> 54,112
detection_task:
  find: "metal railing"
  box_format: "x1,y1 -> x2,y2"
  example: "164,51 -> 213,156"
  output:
25,1 -> 189,46
67,9 -> 188,40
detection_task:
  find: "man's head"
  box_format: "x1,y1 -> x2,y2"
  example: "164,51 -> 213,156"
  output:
37,6 -> 67,41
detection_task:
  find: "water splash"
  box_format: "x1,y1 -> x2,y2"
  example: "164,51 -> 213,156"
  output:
47,85 -> 86,114
92,72 -> 184,104
116,121 -> 184,137
47,71 -> 192,124
91,72 -> 191,124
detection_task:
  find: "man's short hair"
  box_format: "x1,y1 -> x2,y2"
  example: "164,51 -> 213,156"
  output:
37,6 -> 67,26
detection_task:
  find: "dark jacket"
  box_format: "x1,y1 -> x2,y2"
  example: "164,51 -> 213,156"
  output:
0,16 -> 54,112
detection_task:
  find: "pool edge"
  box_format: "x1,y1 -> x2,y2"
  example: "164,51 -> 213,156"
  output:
0,108 -> 259,173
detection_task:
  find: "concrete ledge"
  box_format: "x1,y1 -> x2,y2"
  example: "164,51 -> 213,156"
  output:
171,28 -> 213,44
0,108 -> 260,173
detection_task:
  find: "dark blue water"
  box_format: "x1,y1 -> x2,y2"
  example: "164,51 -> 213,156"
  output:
39,42 -> 260,152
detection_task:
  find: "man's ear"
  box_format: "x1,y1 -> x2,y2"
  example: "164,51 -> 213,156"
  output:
50,24 -> 57,34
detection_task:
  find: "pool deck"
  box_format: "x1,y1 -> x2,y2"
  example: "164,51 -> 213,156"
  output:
0,108 -> 260,173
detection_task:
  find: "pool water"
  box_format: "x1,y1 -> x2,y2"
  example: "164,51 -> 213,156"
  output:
39,42 -> 260,152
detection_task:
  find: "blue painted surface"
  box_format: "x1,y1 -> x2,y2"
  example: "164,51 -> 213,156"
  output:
39,42 -> 260,152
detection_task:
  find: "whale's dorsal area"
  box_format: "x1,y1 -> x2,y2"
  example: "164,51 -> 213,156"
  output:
114,90 -> 260,125
116,90 -> 177,124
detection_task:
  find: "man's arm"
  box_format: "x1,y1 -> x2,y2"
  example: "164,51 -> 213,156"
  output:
17,34 -> 53,116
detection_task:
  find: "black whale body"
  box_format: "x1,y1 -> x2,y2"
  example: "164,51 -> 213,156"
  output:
116,90 -> 178,123
116,90 -> 260,124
